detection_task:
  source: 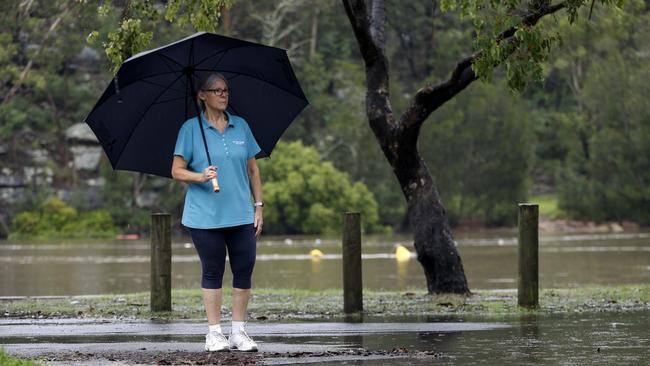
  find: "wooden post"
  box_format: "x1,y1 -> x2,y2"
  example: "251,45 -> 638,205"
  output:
518,204 -> 539,308
342,212 -> 363,314
151,213 -> 172,312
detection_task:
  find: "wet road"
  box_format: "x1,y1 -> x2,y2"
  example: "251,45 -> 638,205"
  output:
2,311 -> 649,365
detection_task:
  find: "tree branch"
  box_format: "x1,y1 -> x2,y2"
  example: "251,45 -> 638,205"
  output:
342,0 -> 395,140
399,1 -> 566,131
2,12 -> 65,104
370,0 -> 386,50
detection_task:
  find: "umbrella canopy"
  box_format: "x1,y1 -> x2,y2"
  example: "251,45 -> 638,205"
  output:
85,32 -> 308,178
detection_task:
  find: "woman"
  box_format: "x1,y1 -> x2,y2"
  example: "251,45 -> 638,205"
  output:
172,73 -> 263,352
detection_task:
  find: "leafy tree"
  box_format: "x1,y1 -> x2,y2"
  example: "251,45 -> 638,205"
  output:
557,51 -> 650,224
341,0 -> 621,294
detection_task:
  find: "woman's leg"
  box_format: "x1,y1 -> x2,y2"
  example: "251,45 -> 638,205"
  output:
202,288 -> 223,324
231,288 -> 250,321
189,228 -> 228,325
225,224 -> 257,321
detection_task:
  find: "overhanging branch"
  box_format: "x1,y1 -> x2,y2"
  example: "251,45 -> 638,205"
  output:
399,1 -> 567,131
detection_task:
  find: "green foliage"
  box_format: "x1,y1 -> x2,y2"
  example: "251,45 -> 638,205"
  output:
2,0 -> 647,234
90,0 -> 233,72
421,80 -> 533,226
529,193 -> 566,219
529,1 -> 650,225
97,158 -> 186,234
9,197 -> 116,240
258,141 -> 387,235
0,349 -> 42,366
557,54 -> 650,224
440,0 -> 622,91
0,0 -> 105,185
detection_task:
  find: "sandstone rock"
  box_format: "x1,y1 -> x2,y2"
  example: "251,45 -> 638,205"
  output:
69,146 -> 102,171
29,149 -> 49,164
23,166 -> 53,185
65,123 -> 98,143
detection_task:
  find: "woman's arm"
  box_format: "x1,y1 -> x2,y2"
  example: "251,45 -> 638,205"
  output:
171,155 -> 215,183
247,157 -> 263,237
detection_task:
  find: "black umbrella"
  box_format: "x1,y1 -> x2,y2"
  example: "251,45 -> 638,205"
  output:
85,32 -> 308,185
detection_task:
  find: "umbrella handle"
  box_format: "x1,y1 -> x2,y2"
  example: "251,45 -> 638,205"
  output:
211,177 -> 220,192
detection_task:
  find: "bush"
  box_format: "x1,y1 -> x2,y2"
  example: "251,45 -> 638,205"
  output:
259,141 -> 388,235
9,197 -> 117,240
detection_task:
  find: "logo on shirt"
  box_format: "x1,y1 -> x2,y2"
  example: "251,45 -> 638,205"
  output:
232,140 -> 245,145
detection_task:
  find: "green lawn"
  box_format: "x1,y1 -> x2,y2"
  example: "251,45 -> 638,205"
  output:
2,285 -> 649,320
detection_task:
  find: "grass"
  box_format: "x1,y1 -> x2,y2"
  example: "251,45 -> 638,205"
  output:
2,285 -> 649,321
528,193 -> 566,220
0,349 -> 42,366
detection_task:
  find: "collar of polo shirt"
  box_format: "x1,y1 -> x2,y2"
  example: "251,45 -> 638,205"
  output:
200,110 -> 236,130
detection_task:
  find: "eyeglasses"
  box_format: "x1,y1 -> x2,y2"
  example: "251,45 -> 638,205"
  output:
203,88 -> 230,97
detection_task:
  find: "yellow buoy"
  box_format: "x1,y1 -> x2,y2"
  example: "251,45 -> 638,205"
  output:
395,244 -> 411,262
310,249 -> 324,258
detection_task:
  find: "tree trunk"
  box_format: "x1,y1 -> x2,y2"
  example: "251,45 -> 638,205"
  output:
380,124 -> 469,293
398,151 -> 469,294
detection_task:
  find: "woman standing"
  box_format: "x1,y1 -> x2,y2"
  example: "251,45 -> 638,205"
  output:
172,73 -> 263,352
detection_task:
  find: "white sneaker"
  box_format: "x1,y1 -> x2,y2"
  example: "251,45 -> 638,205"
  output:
205,331 -> 230,352
228,328 -> 258,352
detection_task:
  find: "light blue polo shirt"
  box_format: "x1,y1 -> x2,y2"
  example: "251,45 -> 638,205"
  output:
174,111 -> 261,229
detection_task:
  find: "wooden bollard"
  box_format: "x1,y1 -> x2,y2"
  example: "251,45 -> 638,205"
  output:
151,213 -> 172,312
342,212 -> 363,314
518,204 -> 539,308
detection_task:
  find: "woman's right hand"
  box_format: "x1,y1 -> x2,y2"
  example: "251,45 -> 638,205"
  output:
201,166 -> 217,182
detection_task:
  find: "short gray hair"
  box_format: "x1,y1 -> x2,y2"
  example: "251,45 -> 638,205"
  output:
197,73 -> 229,111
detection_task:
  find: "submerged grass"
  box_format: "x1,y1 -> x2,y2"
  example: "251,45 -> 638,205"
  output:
1,285 -> 649,321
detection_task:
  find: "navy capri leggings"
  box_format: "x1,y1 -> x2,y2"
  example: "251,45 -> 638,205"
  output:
187,224 -> 256,289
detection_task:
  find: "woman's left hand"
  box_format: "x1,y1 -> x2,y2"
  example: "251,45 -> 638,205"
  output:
254,207 -> 263,238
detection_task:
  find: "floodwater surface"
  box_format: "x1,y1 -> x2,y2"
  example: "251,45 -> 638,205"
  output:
1,230 -> 649,296
1,311 -> 648,365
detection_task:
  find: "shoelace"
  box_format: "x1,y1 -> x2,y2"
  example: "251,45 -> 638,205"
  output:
210,332 -> 228,343
237,327 -> 255,344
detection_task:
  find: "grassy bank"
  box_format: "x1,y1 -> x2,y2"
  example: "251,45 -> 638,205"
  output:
2,285 -> 649,320
0,349 -> 41,366
528,193 -> 565,220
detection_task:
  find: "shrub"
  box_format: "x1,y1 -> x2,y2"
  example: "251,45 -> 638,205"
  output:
9,197 -> 116,240
258,141 -> 387,235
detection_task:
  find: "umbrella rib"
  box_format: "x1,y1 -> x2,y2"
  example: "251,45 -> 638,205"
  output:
112,70 -> 182,90
194,68 -> 306,101
152,95 -> 191,105
139,78 -> 186,95
156,52 -> 184,70
113,72 -> 187,165
194,44 -> 249,68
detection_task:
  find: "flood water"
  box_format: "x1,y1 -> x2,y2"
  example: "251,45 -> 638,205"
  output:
1,311 -> 648,365
1,229 -> 649,296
